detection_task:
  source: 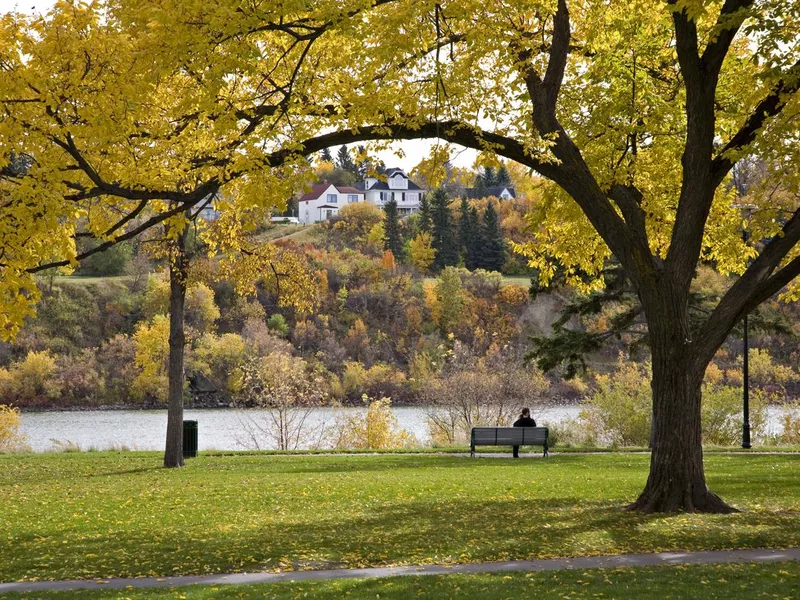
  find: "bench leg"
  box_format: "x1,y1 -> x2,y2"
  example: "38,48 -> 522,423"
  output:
543,445 -> 549,458
470,444 -> 475,458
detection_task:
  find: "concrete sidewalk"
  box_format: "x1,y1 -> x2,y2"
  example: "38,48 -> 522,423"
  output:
1,547 -> 798,594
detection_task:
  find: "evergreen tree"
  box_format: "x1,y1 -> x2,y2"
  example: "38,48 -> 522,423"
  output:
431,188 -> 459,271
482,166 -> 497,187
417,192 -> 433,234
496,164 -> 511,186
335,145 -> 357,176
383,199 -> 404,259
478,202 -> 505,272
472,173 -> 489,198
459,197 -> 479,270
319,147 -> 333,163
466,205 -> 481,270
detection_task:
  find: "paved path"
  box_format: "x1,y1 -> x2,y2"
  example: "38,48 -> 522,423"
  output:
1,548 -> 798,593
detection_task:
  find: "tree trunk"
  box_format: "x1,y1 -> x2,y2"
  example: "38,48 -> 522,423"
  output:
628,294 -> 737,513
163,224 -> 188,468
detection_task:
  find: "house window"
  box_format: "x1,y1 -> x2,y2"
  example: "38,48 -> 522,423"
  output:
380,192 -> 385,202
348,194 -> 358,202
327,193 -> 337,203
325,209 -> 334,219
401,193 -> 406,202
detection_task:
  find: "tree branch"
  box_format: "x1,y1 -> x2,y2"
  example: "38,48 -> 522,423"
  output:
711,57 -> 800,188
692,207 -> 800,367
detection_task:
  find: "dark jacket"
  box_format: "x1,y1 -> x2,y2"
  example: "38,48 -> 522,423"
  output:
513,416 -> 536,427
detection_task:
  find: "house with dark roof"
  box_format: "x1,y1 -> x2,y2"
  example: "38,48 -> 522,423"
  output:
297,182 -> 365,224
354,168 -> 425,215
464,185 -> 516,200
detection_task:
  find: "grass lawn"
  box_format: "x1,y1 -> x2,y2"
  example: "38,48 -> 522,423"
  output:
2,563 -> 798,599
0,453 -> 798,583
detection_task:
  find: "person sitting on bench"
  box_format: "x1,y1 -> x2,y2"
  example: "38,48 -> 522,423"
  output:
512,407 -> 536,458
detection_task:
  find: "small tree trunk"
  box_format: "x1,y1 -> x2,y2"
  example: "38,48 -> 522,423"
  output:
629,298 -> 737,513
163,224 -> 188,468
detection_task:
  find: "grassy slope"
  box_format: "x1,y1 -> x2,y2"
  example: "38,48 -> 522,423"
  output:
1,453 -> 798,583
3,563 -> 798,600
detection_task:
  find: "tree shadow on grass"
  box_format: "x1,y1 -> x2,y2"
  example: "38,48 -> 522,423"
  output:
4,495 -> 798,582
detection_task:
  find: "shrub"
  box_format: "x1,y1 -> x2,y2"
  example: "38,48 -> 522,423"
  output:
242,318 -> 293,356
132,315 -> 170,403
191,333 -> 248,394
96,334 -> 138,405
778,404 -> 800,445
0,405 -> 29,452
267,313 -> 290,337
235,353 -> 328,450
581,359 -> 652,447
701,384 -> 768,445
739,348 -> 796,386
55,350 -> 105,406
422,359 -> 549,445
0,351 -> 60,407
332,396 -> 414,449
75,240 -> 132,276
341,361 -> 407,401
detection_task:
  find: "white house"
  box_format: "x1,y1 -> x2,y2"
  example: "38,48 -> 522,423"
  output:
354,168 -> 425,215
297,183 -> 364,224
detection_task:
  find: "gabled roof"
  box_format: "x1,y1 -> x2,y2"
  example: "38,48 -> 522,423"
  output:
361,180 -> 424,191
299,183 -> 364,202
298,183 -> 334,202
464,186 -> 516,199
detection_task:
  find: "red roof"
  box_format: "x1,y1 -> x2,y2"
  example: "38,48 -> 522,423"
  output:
298,183 -> 364,202
298,183 -> 334,202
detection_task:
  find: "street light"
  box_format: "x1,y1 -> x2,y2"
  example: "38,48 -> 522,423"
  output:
742,309 -> 751,449
734,203 -> 757,449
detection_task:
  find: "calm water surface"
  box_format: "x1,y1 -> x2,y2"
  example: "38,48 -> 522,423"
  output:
19,405 -> 583,452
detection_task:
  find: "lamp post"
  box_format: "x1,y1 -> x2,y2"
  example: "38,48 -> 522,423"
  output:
742,310 -> 751,449
734,203 -> 756,449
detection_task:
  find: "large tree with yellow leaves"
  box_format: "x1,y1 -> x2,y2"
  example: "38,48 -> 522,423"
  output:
2,0 -> 799,510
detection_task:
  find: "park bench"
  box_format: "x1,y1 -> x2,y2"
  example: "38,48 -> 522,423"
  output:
470,427 -> 549,458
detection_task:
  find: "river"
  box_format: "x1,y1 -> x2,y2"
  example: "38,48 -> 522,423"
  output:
17,405 -> 792,452
18,405 -> 584,452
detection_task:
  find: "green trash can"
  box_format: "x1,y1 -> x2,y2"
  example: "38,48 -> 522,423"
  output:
183,420 -> 198,459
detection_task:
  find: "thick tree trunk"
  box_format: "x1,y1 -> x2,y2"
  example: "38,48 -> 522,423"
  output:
163,225 -> 188,468
629,292 -> 737,513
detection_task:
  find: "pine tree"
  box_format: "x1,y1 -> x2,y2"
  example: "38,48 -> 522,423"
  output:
472,170 -> 489,198
320,147 -> 333,163
383,199 -> 404,259
335,145 -> 357,176
478,202 -> 505,272
431,188 -> 459,271
459,197 -> 479,270
496,164 -> 510,186
466,205 -> 481,270
417,193 -> 433,234
482,166 -> 497,187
